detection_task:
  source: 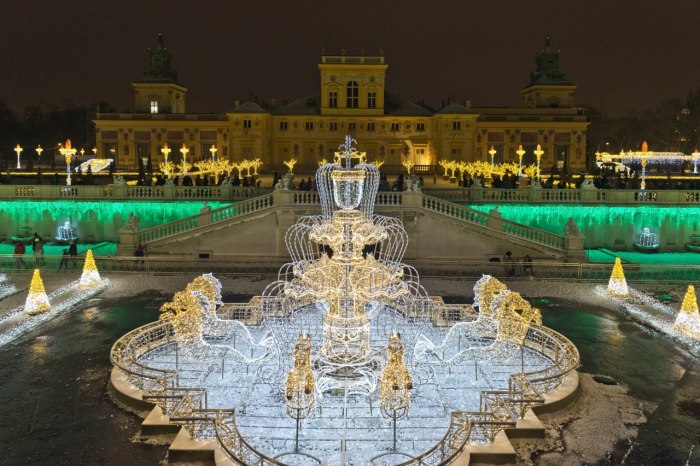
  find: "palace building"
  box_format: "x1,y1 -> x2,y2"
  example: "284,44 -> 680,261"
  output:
94,34 -> 588,173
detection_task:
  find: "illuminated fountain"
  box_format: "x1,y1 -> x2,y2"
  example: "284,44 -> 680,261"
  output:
634,227 -> 659,252
110,136 -> 580,465
55,221 -> 78,242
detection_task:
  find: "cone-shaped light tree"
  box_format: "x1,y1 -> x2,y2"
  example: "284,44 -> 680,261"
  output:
607,257 -> 628,297
673,284 -> 700,339
79,250 -> 101,289
25,269 -> 51,315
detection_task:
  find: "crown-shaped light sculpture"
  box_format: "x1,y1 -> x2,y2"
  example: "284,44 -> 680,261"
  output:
673,284 -> 700,339
25,269 -> 50,315
79,250 -> 101,289
607,257 -> 629,297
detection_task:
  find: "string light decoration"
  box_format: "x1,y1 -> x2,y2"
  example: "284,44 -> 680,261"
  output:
402,160 -> 415,174
673,285 -> 700,339
607,257 -> 629,297
24,269 -> 50,315
379,333 -> 412,450
491,290 -> 542,345
473,275 -> 508,319
79,250 -> 101,289
283,158 -> 298,174
285,333 -> 316,451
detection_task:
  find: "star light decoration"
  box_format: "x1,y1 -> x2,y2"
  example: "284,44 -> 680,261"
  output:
673,285 -> 700,339
79,250 -> 101,289
607,257 -> 629,297
24,269 -> 50,315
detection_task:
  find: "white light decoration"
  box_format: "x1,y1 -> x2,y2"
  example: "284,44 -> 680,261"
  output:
674,285 -> 700,340
14,143 -> 23,169
516,145 -> 526,176
58,139 -> 77,186
24,269 -> 50,315
79,250 -> 101,289
607,257 -> 629,297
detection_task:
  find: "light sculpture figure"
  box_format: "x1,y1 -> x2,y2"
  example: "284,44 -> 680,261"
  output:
209,144 -> 217,162
607,257 -> 629,297
14,144 -> 23,169
79,249 -> 101,289
534,144 -> 544,180
24,269 -> 50,315
516,145 -> 526,176
379,333 -> 412,450
673,285 -> 700,339
285,333 -> 316,451
58,139 -> 77,186
488,146 -> 496,165
253,158 -> 262,175
402,160 -> 415,174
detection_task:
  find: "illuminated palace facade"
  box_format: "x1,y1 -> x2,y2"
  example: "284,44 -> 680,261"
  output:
95,35 -> 588,173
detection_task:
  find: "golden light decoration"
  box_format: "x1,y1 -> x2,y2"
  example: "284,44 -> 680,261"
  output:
285,333 -> 315,411
318,158 -> 328,167
161,142 -> 171,164
473,275 -> 508,319
159,160 -> 175,178
402,160 -> 415,174
379,333 -> 412,412
58,139 -> 77,186
673,284 -> 700,339
79,249 -> 101,289
607,257 -> 628,297
284,158 -> 298,174
24,269 -> 50,315
491,290 -> 542,345
252,158 -> 263,175
370,159 -> 385,170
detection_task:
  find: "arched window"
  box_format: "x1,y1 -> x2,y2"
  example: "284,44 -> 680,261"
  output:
346,81 -> 358,108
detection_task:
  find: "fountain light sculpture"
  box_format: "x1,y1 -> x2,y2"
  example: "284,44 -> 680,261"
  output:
24,269 -> 50,315
674,285 -> 700,339
56,221 -> 77,242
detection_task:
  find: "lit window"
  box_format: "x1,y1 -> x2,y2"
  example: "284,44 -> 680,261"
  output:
329,92 -> 338,108
305,121 -> 314,131
348,122 -> 357,131
279,121 -> 288,131
367,92 -> 376,108
367,122 -> 375,132
346,81 -> 358,108
416,122 -> 425,132
243,119 -> 252,129
150,100 -> 158,114
391,122 -> 400,132
453,121 -> 461,130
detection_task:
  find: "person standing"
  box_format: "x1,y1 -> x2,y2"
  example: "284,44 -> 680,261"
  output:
14,241 -> 28,269
32,233 -> 45,266
68,240 -> 78,268
59,248 -> 69,270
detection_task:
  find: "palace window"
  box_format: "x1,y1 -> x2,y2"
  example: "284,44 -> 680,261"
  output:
329,91 -> 338,108
348,122 -> 357,131
390,122 -> 400,132
367,92 -> 377,109
346,81 -> 358,108
452,121 -> 461,130
279,121 -> 288,131
243,119 -> 252,129
416,122 -> 425,132
150,100 -> 158,114
367,122 -> 375,132
329,122 -> 338,131
305,121 -> 314,131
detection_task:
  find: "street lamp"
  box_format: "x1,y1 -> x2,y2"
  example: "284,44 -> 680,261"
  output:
209,144 -> 217,162
36,145 -> 43,159
534,144 -> 544,181
14,144 -> 23,169
488,145 -> 496,165
180,143 -> 189,173
692,149 -> 699,174
161,142 -> 171,164
516,145 -> 526,176
58,139 -> 77,186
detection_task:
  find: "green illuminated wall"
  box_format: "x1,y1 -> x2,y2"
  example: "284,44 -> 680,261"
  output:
0,200 -> 230,243
469,204 -> 700,250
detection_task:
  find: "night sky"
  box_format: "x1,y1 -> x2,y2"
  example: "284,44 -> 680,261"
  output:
1,0 -> 699,116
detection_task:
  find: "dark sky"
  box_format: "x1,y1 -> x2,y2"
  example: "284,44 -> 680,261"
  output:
1,0 -> 699,116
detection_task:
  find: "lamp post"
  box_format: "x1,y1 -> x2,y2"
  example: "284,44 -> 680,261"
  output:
534,144 -> 544,181
379,333 -> 412,451
285,334 -> 315,452
180,143 -> 189,174
488,145 -> 496,165
640,154 -> 648,190
92,147 -> 97,157
516,145 -> 526,176
14,144 -> 23,169
209,144 -> 217,162
692,149 -> 699,174
36,145 -> 43,167
58,139 -> 77,186
161,142 -> 171,164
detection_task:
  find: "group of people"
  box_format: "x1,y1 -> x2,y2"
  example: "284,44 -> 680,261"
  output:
12,233 -> 78,270
502,251 -> 533,277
